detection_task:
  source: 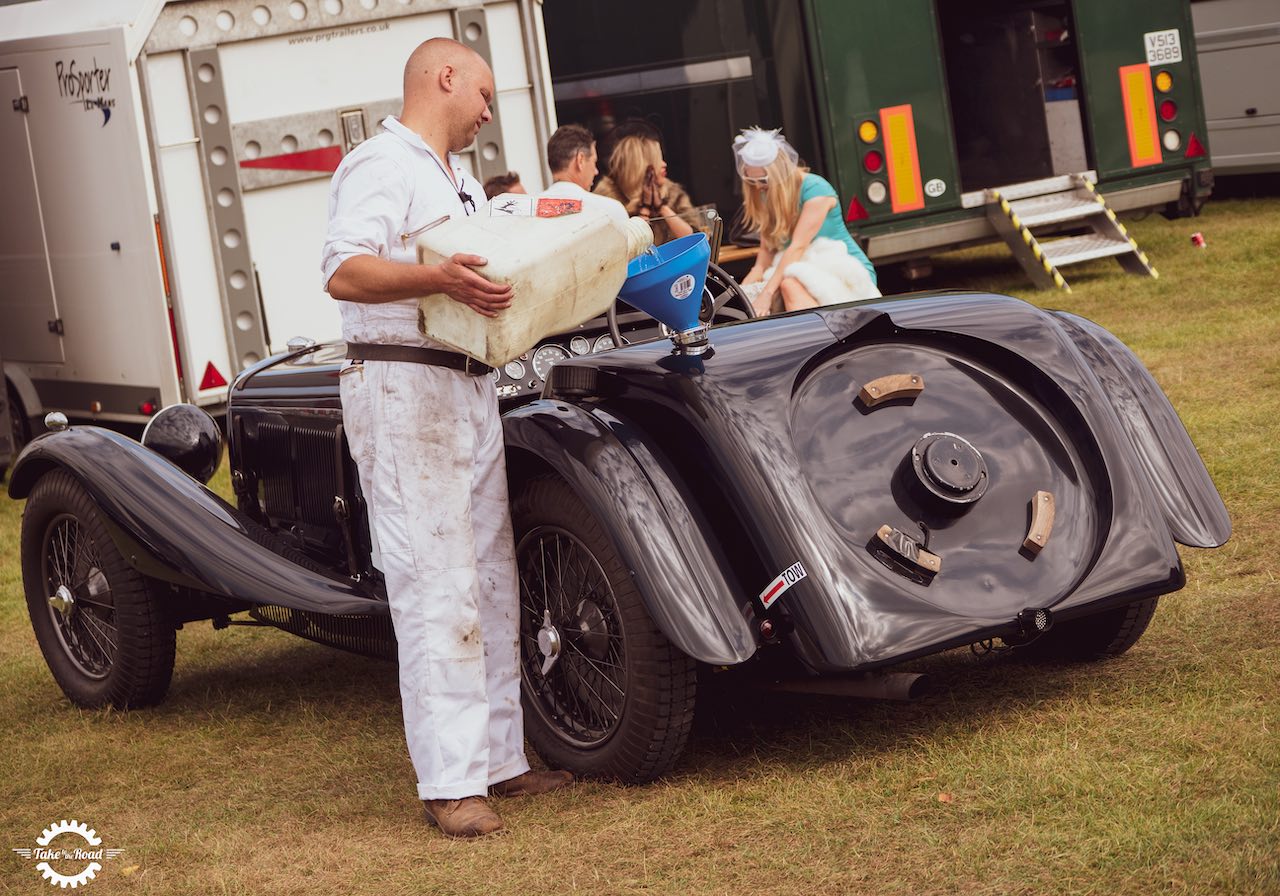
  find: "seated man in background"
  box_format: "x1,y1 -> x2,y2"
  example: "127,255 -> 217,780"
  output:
483,170 -> 525,199
542,124 -> 629,225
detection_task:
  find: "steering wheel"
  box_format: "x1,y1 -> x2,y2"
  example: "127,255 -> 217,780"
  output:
607,261 -> 755,348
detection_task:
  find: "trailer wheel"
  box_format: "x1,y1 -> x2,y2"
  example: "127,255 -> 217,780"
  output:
1,381 -> 31,482
1018,598 -> 1159,662
512,475 -> 697,783
20,470 -> 175,709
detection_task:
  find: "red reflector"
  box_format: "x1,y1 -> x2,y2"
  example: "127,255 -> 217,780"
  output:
846,196 -> 870,222
1185,132 -> 1207,159
863,149 -> 884,173
140,401 -> 157,416
200,362 -> 228,391
239,146 -> 343,172
1159,100 -> 1178,122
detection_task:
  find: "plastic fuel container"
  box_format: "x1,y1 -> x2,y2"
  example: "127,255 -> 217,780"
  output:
416,204 -> 653,366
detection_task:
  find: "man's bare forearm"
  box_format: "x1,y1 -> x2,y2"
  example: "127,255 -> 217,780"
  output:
327,255 -> 444,304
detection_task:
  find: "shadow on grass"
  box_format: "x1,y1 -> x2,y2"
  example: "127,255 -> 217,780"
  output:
676,646 -> 1137,784
139,619 -> 1152,786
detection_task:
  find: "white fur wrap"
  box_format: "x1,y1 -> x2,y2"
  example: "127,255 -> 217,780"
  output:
744,237 -> 881,307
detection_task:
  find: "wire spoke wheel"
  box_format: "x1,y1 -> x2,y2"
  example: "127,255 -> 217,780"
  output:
42,513 -> 118,679
21,470 -> 175,709
512,475 -> 697,783
518,526 -> 627,748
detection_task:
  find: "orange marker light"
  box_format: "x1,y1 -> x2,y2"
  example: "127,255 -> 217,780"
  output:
858,120 -> 879,143
1155,71 -> 1173,93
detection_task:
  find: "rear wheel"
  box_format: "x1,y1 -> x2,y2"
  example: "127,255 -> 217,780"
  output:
512,475 -> 697,783
1019,598 -> 1159,662
20,470 -> 175,708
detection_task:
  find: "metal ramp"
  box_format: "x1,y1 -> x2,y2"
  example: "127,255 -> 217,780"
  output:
985,174 -> 1158,291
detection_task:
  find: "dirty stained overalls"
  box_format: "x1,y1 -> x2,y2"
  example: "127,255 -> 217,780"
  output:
320,116 -> 530,800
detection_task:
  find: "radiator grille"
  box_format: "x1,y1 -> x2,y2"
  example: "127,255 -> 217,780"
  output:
254,421 -> 342,527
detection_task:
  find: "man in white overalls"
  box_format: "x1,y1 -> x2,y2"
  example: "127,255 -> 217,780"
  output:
321,37 -> 572,839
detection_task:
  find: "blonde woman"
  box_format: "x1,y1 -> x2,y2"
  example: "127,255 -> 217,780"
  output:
735,128 -> 879,316
595,133 -> 695,245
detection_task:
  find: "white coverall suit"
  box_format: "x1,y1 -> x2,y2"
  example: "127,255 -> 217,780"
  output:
321,116 -> 530,800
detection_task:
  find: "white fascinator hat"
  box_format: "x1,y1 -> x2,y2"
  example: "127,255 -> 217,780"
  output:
732,127 -> 799,176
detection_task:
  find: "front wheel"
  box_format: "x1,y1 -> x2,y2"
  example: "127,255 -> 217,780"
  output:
511,476 -> 697,783
20,470 -> 176,708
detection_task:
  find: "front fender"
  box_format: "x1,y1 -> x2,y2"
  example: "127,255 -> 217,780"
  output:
1053,312 -> 1231,548
8,427 -> 384,615
504,400 -> 757,665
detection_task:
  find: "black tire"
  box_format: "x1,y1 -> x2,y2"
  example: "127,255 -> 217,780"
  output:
1019,597 -> 1159,662
1,381 -> 31,482
20,470 -> 176,708
512,475 -> 697,783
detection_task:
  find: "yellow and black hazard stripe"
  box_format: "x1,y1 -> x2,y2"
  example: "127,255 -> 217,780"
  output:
990,189 -> 1070,291
1078,180 -> 1159,279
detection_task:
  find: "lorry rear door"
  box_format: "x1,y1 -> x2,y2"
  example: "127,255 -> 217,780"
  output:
1072,0 -> 1208,180
805,0 -> 962,222
0,66 -> 62,365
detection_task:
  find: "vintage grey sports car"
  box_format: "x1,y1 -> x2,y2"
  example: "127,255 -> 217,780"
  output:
8,261 -> 1230,782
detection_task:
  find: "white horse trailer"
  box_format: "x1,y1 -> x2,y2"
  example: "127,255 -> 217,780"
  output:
1192,0 -> 1280,174
0,0 -> 556,439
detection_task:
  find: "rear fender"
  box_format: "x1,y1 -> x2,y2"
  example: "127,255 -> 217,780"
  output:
504,400 -> 757,665
7,427 -> 384,615
1053,312 -> 1231,548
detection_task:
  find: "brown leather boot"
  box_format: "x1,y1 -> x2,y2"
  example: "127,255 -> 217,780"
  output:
422,797 -> 504,838
489,769 -> 575,798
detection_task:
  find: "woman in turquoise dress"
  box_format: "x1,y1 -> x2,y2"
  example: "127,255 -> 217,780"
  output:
735,127 -> 880,316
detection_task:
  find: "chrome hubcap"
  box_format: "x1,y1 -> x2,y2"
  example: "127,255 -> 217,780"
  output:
537,610 -> 562,675
48,584 -> 75,619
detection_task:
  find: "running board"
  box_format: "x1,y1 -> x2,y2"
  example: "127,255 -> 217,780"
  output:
985,173 -> 1158,291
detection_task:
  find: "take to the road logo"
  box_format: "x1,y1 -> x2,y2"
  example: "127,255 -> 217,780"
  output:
11,819 -> 125,889
54,58 -> 116,126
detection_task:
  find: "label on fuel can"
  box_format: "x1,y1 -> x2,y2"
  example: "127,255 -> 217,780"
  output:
759,562 -> 807,608
1144,29 -> 1182,65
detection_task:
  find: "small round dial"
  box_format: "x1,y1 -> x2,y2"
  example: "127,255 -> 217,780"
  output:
503,360 -> 526,380
593,335 -> 616,353
570,336 -> 591,355
532,344 -> 570,380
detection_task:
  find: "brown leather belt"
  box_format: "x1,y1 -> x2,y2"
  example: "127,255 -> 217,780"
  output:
344,342 -> 493,377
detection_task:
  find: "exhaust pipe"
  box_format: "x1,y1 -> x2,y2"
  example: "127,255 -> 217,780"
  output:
767,672 -> 929,701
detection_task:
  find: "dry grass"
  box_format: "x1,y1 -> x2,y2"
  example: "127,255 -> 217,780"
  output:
2,195 -> 1278,895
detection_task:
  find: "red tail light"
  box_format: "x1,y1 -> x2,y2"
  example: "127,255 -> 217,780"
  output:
1185,132 -> 1207,159
1159,100 -> 1178,121
863,149 -> 884,173
139,400 -> 157,416
846,196 -> 870,222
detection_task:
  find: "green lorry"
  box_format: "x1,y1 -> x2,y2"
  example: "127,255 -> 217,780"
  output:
546,0 -> 1213,288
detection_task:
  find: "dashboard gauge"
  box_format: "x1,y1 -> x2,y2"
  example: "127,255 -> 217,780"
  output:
593,335 -> 616,352
570,335 -> 591,355
491,367 -> 502,383
532,344 -> 570,380
503,360 -> 526,380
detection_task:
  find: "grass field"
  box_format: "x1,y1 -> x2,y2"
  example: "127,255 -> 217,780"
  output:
2,195 -> 1278,895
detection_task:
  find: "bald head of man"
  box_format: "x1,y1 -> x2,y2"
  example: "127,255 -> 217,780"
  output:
400,37 -> 495,157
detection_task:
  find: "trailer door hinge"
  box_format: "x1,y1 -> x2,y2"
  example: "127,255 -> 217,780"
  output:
13,96 -> 29,113
48,318 -> 64,335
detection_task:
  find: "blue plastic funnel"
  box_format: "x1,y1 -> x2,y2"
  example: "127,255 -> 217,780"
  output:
617,233 -> 710,334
